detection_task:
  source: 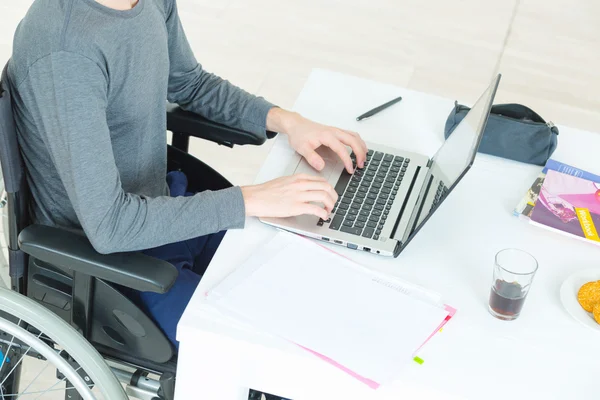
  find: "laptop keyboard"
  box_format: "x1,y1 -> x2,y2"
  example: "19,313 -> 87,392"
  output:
431,180 -> 449,211
320,150 -> 410,241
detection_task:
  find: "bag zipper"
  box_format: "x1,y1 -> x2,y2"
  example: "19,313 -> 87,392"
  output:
457,104 -> 548,126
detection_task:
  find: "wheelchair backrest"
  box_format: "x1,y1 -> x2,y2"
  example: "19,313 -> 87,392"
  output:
1,61 -> 30,285
0,62 -> 25,195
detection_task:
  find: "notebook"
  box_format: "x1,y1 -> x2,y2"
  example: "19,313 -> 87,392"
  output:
206,231 -> 453,387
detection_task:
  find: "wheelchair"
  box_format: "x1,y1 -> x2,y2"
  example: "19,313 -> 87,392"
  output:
0,61 -> 278,399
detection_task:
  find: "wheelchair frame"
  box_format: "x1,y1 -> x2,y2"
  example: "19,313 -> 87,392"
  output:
0,60 -> 275,399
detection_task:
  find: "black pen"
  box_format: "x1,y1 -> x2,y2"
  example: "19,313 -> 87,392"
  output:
356,96 -> 403,121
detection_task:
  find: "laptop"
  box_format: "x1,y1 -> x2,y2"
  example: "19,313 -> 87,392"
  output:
260,75 -> 501,257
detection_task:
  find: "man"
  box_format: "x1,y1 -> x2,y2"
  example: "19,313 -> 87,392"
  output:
9,0 -> 367,349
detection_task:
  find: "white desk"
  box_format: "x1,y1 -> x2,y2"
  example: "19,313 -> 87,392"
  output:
175,69 -> 600,400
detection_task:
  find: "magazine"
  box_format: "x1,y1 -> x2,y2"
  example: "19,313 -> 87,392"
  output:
529,170 -> 600,245
514,159 -> 600,219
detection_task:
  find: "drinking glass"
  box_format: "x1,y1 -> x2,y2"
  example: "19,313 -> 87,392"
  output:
488,248 -> 538,320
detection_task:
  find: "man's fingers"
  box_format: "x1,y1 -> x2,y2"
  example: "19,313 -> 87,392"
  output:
346,130 -> 368,155
321,136 -> 354,174
299,194 -> 335,213
293,173 -> 327,182
299,203 -> 329,220
340,130 -> 368,167
300,147 -> 326,171
298,189 -> 336,211
295,181 -> 338,202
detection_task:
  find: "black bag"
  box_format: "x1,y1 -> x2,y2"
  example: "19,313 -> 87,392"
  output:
444,102 -> 559,166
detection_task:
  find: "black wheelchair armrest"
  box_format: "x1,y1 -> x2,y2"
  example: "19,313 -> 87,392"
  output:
166,103 -> 277,147
18,225 -> 178,294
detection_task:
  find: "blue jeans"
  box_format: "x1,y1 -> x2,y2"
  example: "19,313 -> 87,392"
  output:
138,171 -> 225,348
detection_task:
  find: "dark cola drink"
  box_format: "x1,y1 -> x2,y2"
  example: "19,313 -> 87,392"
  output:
488,279 -> 526,320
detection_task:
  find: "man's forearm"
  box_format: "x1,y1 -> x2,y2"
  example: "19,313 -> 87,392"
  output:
266,107 -> 303,134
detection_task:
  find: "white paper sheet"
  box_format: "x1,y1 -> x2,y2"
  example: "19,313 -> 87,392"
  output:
207,232 -> 449,384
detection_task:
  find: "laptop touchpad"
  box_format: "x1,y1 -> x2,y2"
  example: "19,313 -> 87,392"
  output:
294,146 -> 341,181
295,161 -> 335,180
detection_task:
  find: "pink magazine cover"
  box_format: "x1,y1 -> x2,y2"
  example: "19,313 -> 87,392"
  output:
530,170 -> 600,245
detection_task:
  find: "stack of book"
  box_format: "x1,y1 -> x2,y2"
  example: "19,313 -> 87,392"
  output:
514,159 -> 600,245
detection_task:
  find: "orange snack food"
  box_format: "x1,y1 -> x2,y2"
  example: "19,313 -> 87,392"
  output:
577,281 -> 600,313
593,303 -> 600,325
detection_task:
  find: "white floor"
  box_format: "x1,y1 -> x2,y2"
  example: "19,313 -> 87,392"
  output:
1,0 -> 600,397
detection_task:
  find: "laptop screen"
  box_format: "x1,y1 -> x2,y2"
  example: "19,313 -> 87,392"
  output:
432,76 -> 500,190
407,75 -> 501,239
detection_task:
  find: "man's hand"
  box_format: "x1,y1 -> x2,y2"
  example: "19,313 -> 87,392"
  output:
267,108 -> 368,174
241,175 -> 338,220
244,107 -> 366,220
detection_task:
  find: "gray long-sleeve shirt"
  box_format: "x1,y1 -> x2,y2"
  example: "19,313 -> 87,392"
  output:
9,0 -> 274,254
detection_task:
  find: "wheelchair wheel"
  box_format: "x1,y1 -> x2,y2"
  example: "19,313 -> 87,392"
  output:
0,287 -> 127,399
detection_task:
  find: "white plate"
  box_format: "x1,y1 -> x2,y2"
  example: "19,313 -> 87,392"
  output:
560,268 -> 600,333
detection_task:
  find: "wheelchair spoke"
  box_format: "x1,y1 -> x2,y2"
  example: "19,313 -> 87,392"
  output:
0,329 -> 15,399
29,366 -> 82,400
0,330 -> 42,388
0,319 -> 19,369
0,290 -> 125,399
2,383 -> 95,398
15,358 -> 50,397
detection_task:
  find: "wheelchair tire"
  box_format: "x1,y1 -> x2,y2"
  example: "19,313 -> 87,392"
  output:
0,286 -> 127,399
